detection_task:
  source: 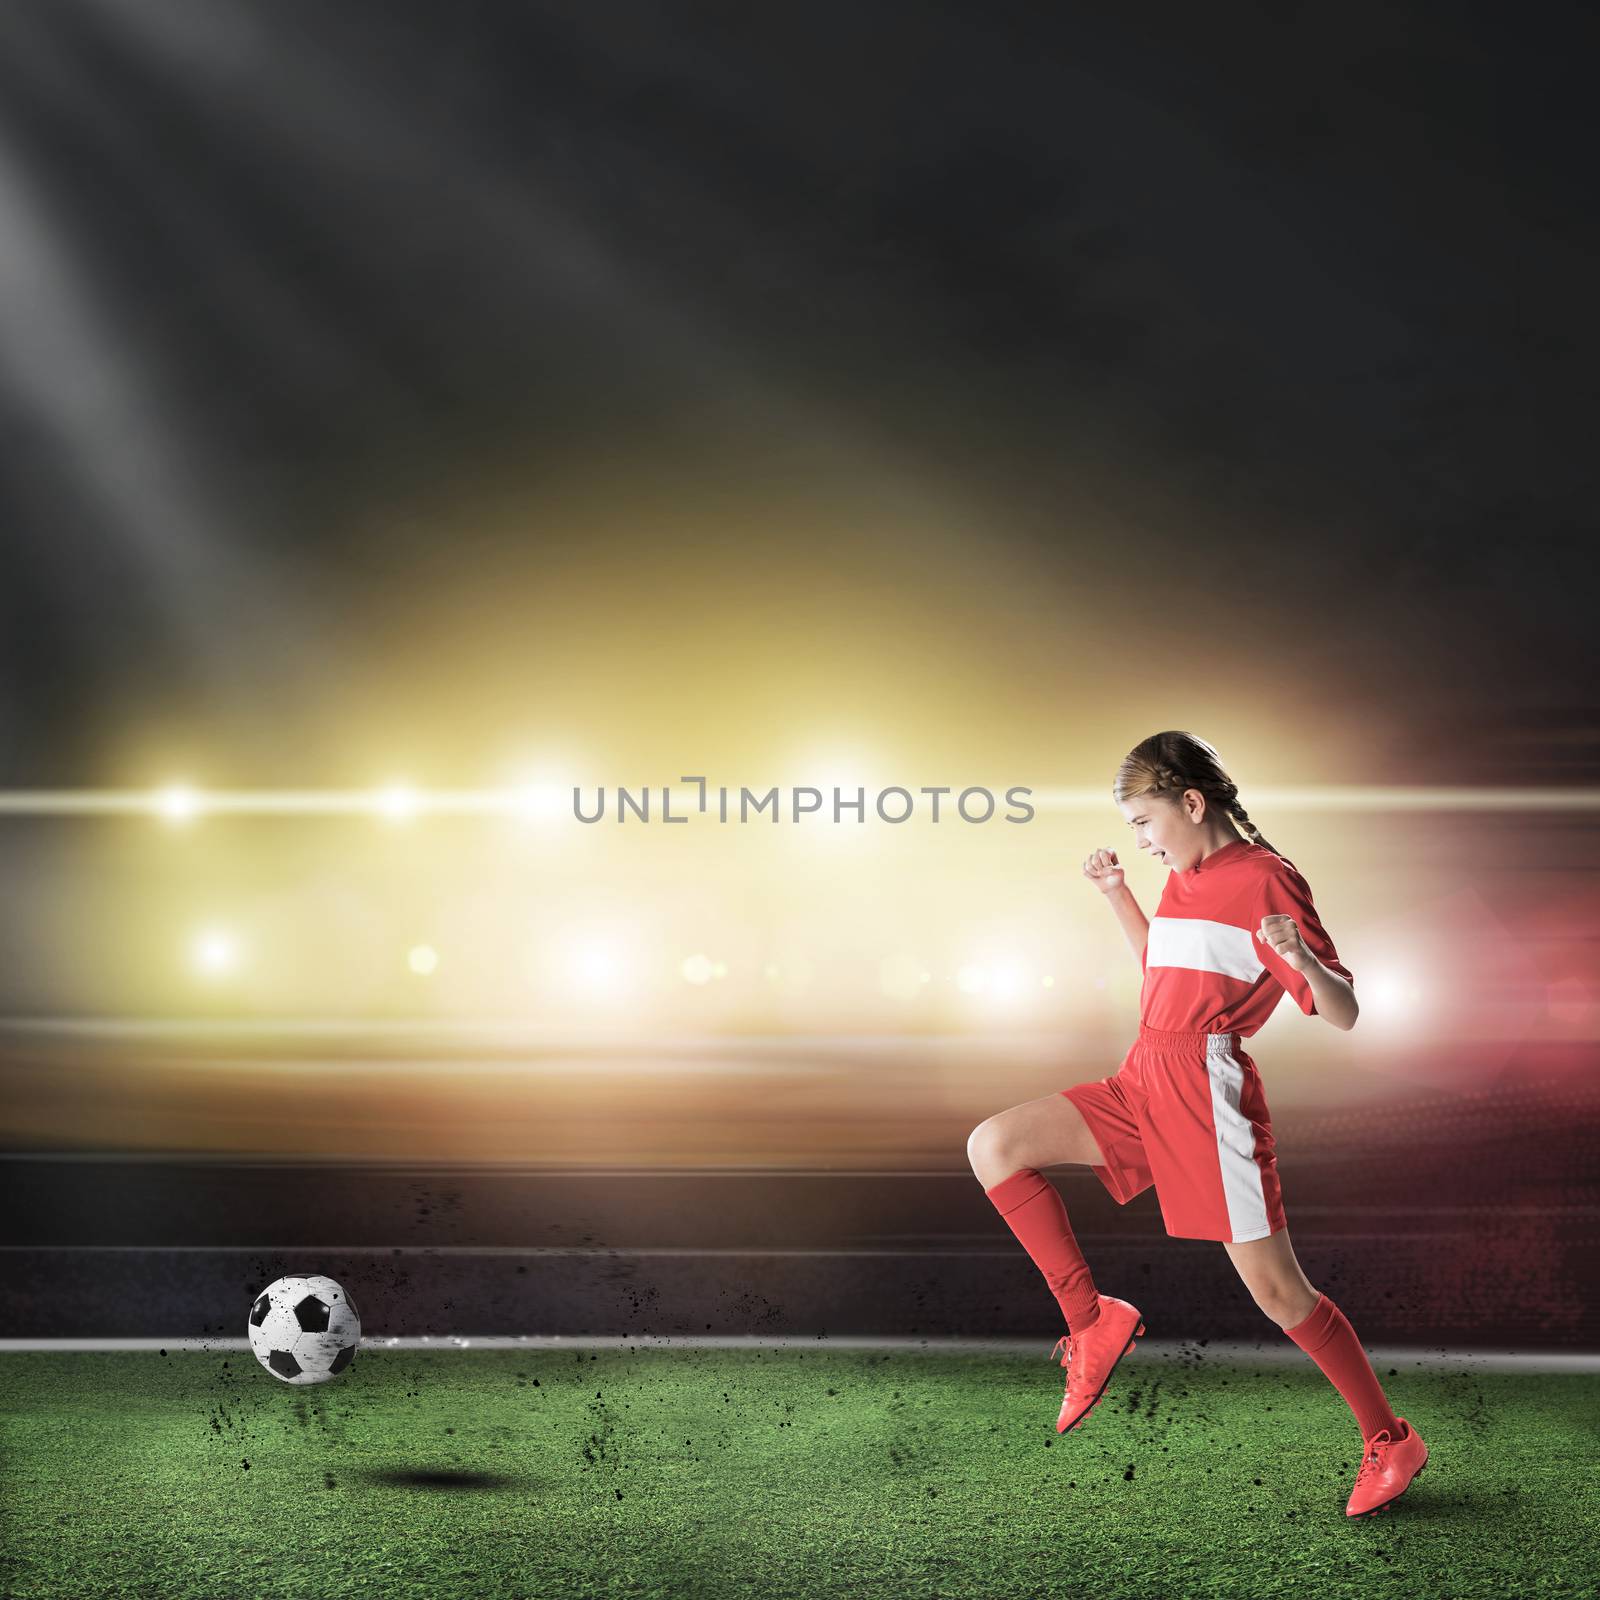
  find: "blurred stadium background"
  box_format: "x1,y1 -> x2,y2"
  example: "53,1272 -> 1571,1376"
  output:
2,785 -> 1595,1348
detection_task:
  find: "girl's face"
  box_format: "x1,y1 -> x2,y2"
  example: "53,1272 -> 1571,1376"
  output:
1117,793 -> 1199,871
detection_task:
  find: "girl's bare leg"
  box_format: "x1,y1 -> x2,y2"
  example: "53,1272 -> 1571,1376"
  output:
1222,1228 -> 1320,1328
966,1093 -> 1106,1189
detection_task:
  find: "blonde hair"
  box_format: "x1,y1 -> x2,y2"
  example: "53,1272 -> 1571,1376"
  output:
1113,730 -> 1280,857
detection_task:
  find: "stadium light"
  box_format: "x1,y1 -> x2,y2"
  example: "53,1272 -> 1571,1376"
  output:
570,940 -> 628,996
1364,972 -> 1425,1021
377,784 -> 420,823
190,929 -> 237,977
989,964 -> 1028,1001
156,784 -> 201,825
509,780 -> 572,825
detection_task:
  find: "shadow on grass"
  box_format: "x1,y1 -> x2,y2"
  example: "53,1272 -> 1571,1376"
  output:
1344,1492 -> 1504,1527
352,1468 -> 517,1491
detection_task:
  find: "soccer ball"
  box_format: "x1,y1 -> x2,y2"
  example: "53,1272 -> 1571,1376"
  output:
246,1274 -> 362,1385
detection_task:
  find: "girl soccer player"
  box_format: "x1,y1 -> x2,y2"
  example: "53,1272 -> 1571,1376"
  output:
966,730 -> 1427,1518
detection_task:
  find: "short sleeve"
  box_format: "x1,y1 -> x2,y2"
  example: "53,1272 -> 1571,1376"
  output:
1252,863 -> 1352,1015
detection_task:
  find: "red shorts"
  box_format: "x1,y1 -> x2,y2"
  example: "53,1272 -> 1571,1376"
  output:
1060,1022 -> 1287,1243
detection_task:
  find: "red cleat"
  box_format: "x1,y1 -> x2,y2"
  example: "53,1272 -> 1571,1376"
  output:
1050,1294 -> 1145,1434
1345,1417 -> 1429,1517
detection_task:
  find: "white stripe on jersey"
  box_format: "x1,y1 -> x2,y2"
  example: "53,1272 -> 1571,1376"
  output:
1204,1037 -> 1272,1243
1145,916 -> 1265,984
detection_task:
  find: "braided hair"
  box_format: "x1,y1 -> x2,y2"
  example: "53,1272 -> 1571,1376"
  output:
1113,731 -> 1281,858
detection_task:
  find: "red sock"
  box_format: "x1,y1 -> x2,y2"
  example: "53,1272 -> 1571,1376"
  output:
1284,1292 -> 1401,1440
984,1167 -> 1102,1334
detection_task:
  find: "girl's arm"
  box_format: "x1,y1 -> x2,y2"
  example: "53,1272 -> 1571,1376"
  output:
1082,847 -> 1148,968
1103,883 -> 1151,968
1254,864 -> 1358,1029
1301,958 -> 1359,1031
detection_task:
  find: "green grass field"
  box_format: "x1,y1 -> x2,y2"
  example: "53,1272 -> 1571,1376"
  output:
2,1347 -> 1595,1599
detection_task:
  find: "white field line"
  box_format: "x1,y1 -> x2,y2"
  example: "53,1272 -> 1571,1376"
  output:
0,1238 -> 1517,1253
0,1335 -> 1594,1371
0,1244 -> 1018,1257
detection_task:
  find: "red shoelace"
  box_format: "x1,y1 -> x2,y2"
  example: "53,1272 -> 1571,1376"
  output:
1355,1429 -> 1396,1486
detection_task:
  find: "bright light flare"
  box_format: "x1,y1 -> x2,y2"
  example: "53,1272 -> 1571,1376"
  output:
1363,971 -> 1425,1020
989,963 -> 1028,1001
155,785 -> 201,826
507,767 -> 578,825
566,938 -> 633,997
189,929 -> 238,977
377,784 -> 420,823
407,945 -> 439,976
956,955 -> 1038,1006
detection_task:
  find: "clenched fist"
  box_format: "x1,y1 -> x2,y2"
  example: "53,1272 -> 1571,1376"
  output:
1082,847 -> 1125,893
1258,914 -> 1313,973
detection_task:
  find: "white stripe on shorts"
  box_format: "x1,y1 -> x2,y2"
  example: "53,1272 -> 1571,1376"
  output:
1205,1037 -> 1271,1243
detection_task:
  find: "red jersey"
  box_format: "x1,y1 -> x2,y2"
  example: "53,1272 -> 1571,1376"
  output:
1138,839 -> 1353,1036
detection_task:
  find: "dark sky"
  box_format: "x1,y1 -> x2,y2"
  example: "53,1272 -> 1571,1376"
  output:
0,0 -> 1595,785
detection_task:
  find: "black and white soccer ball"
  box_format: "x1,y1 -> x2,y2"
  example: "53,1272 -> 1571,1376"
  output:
246,1274 -> 361,1385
